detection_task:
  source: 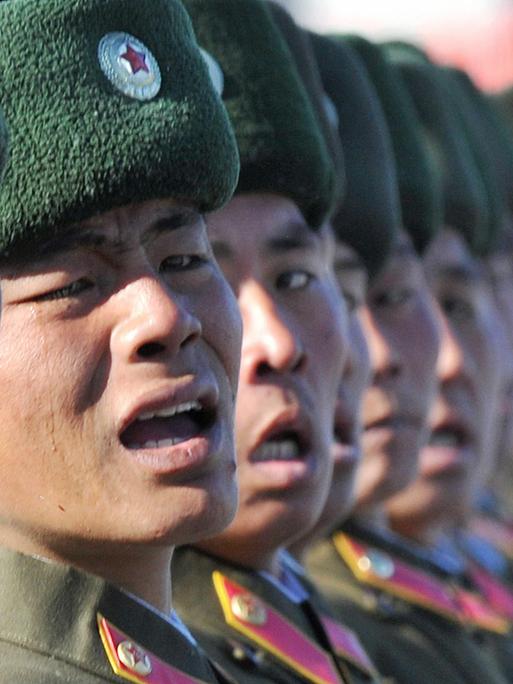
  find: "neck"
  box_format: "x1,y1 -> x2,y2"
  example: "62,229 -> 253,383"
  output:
388,514 -> 451,547
197,536 -> 282,576
0,528 -> 174,614
353,504 -> 390,531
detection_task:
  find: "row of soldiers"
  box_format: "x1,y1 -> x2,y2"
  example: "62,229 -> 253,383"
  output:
1,0 -> 513,682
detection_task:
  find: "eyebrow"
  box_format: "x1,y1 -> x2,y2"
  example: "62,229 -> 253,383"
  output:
209,221 -> 318,262
263,222 -> 318,255
434,263 -> 482,282
10,209 -> 200,266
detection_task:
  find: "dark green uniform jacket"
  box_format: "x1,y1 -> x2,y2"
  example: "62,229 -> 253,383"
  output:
0,545 -> 224,683
306,523 -> 511,684
172,546 -> 382,684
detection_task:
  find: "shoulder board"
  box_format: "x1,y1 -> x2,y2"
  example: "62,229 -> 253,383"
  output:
468,562 -> 513,621
319,613 -> 379,679
98,614 -> 209,684
211,571 -> 344,684
332,533 -> 462,623
453,588 -> 511,634
470,516 -> 513,559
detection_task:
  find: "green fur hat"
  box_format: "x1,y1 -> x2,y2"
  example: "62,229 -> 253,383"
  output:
267,3 -> 345,209
343,36 -> 441,254
183,0 -> 336,229
454,71 -> 513,216
0,112 -> 7,186
0,0 -> 239,256
441,67 -> 506,254
310,34 -> 399,278
391,59 -> 489,254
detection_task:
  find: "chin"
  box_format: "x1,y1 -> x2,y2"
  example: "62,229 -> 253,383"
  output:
130,484 -> 237,548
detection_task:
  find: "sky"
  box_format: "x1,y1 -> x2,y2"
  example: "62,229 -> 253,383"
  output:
276,0 -> 507,37
275,0 -> 513,90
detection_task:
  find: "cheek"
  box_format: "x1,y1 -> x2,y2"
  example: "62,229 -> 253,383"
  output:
0,313 -> 108,430
306,288 -> 348,392
402,305 -> 440,385
197,276 -> 242,390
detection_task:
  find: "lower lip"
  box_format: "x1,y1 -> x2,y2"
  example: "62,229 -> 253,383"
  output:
249,452 -> 316,489
420,444 -> 473,478
122,420 -> 225,478
332,441 -> 359,468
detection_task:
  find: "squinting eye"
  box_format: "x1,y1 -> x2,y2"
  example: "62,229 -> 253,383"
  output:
160,255 -> 205,271
373,288 -> 414,308
276,270 -> 313,290
35,278 -> 93,301
440,297 -> 475,322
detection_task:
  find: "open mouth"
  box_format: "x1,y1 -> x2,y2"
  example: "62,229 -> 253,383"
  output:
120,400 -> 216,450
250,430 -> 305,463
428,424 -> 470,448
333,415 -> 354,447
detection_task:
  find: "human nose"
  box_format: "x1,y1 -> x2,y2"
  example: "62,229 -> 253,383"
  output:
359,305 -> 401,381
343,313 -> 371,387
238,281 -> 306,382
111,276 -> 202,362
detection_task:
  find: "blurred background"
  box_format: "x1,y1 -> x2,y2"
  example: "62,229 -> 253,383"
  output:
275,0 -> 513,92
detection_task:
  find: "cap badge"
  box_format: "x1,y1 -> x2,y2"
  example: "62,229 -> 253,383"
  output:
98,32 -> 161,101
231,593 -> 268,626
357,550 -> 395,579
117,640 -> 153,676
199,48 -> 224,97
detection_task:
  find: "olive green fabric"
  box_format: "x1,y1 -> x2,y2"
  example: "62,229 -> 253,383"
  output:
183,0 -> 336,229
440,67 -> 506,254
0,0 -> 239,256
173,546 -> 375,684
382,40 -> 431,65
492,86 -> 513,145
383,55 -> 489,254
455,70 -> 513,216
0,546 -> 223,682
267,3 -> 345,211
341,36 -> 441,254
306,534 -> 510,684
311,34 -> 399,278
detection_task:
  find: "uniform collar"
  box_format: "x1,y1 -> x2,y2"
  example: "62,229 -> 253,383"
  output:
0,545 -> 217,682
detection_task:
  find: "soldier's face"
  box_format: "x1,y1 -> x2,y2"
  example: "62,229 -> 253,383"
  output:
387,228 -> 504,532
0,199 -> 241,553
354,231 -> 441,511
312,242 -> 371,536
206,194 -> 348,557
485,249 -> 513,479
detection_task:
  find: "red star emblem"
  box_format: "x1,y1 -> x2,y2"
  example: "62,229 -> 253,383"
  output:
120,43 -> 149,75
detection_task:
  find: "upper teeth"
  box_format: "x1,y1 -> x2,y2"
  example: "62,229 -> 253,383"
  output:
430,431 -> 460,446
137,400 -> 201,422
253,439 -> 300,462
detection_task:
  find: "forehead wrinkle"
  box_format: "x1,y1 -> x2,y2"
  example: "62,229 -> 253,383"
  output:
10,207 -> 202,270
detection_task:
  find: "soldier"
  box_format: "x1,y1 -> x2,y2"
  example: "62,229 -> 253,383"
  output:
288,33 -> 397,557
0,0 -> 243,680
384,56 -> 513,678
172,2 -> 385,683
305,36 -> 510,684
